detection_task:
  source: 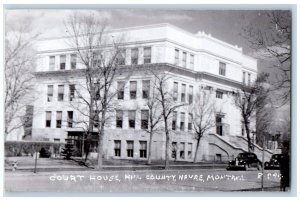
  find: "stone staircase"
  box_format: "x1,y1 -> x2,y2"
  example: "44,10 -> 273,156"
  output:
229,135 -> 273,162
207,133 -> 273,162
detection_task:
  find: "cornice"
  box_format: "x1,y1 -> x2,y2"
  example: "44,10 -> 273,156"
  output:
35,63 -> 244,89
37,39 -> 255,67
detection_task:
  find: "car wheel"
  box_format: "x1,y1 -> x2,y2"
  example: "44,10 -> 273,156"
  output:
264,162 -> 269,169
257,162 -> 261,170
244,164 -> 248,171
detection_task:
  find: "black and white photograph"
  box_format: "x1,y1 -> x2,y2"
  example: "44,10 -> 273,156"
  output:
3,4 -> 295,195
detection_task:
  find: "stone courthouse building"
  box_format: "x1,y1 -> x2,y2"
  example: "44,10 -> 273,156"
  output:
32,23 -> 270,162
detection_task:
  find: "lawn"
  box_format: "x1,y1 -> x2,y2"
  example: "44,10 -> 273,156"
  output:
5,156 -> 79,167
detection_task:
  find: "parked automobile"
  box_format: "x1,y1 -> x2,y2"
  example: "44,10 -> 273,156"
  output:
264,154 -> 288,170
227,152 -> 262,171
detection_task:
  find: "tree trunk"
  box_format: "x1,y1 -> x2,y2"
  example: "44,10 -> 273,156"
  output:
165,132 -> 170,170
193,138 -> 201,163
164,117 -> 170,170
96,110 -> 106,170
81,134 -> 85,157
245,123 -> 252,152
84,138 -> 90,161
147,129 -> 153,165
85,100 -> 94,161
96,128 -> 104,170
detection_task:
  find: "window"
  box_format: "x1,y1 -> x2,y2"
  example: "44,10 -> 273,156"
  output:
175,49 -> 179,65
216,154 -> 222,162
58,85 -> 64,101
182,52 -> 187,67
69,85 -> 75,101
144,47 -> 151,64
243,72 -> 246,84
94,82 -> 100,100
116,110 -> 123,128
171,142 -> 177,159
114,140 -> 121,157
67,111 -> 73,128
45,111 -> 51,128
139,141 -> 147,158
54,138 -> 60,142
71,54 -> 77,69
188,113 -> 193,131
248,73 -> 251,85
172,111 -> 177,130
60,55 -> 66,70
92,51 -> 102,68
49,56 -> 55,70
216,115 -> 223,136
216,91 -> 223,99
116,49 -> 125,65
142,80 -> 150,99
173,82 -> 178,101
180,112 -> 185,131
56,111 -> 62,128
127,141 -> 134,158
190,54 -> 194,69
181,84 -> 186,102
179,142 -> 185,159
131,48 -> 138,65
128,110 -> 136,129
188,85 -> 193,104
141,110 -> 149,129
117,81 -> 125,100
47,85 -> 53,102
188,143 -> 192,159
93,110 -> 100,127
130,81 -> 137,99
219,62 -> 226,76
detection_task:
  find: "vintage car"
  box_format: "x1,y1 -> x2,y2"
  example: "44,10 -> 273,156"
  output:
264,154 -> 288,170
227,152 -> 262,171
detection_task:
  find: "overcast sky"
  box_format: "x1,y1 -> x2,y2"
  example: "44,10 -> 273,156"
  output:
5,9 -> 267,52
5,9 -> 290,118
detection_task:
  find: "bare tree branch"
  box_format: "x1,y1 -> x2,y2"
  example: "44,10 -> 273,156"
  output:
241,10 -> 291,106
64,12 -> 128,169
5,19 -> 38,139
189,88 -> 216,162
148,67 -> 187,169
233,73 -> 270,152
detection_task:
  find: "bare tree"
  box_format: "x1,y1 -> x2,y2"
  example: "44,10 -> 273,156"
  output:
144,78 -> 163,165
150,68 -> 186,169
5,19 -> 38,139
278,114 -> 291,154
234,73 -> 270,152
65,12 -> 125,169
189,87 -> 216,163
256,104 -> 274,147
242,10 -> 291,105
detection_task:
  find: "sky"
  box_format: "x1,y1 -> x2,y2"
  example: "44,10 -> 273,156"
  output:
5,9 -> 264,53
5,9 -> 291,121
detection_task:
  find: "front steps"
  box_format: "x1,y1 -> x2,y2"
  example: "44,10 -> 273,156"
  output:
207,133 -> 273,162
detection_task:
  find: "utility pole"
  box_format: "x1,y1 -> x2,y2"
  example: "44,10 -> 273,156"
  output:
33,151 -> 39,173
261,133 -> 265,191
252,130 -> 256,152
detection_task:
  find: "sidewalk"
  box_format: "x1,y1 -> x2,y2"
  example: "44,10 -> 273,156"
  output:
233,186 -> 284,192
5,156 -> 228,172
